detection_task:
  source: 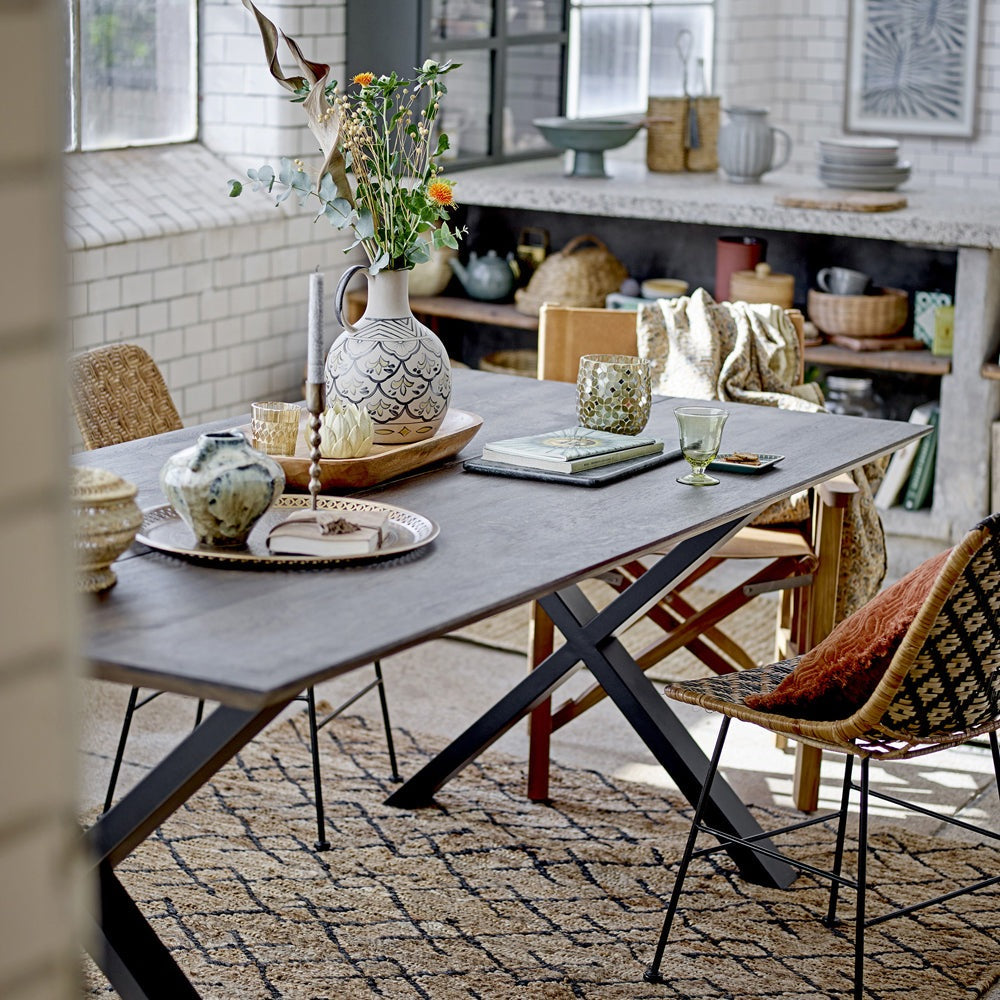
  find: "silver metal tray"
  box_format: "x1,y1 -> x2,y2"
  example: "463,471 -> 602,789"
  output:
137,495 -> 439,568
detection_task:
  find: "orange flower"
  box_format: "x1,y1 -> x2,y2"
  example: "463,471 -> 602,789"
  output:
427,180 -> 454,207
352,72 -> 374,87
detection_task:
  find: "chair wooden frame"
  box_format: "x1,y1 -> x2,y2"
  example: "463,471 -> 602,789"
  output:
646,513 -> 1000,999
526,305 -> 856,807
71,343 -> 400,849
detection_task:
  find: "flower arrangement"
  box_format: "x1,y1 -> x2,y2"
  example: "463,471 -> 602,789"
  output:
230,0 -> 465,275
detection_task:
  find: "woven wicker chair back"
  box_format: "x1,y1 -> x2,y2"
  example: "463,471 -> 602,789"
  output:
874,513 -> 1000,744
70,344 -> 182,450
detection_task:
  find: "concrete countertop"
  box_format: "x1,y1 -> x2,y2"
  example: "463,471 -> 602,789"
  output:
450,156 -> 1000,251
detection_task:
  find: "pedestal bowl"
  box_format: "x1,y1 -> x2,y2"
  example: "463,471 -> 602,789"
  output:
533,116 -> 644,178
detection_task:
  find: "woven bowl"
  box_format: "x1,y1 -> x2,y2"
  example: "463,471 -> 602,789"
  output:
806,286 -> 908,338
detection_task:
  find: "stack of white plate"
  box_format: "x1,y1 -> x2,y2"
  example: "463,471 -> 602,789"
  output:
817,137 -> 910,191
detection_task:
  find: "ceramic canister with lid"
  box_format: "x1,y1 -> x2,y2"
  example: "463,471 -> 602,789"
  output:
729,262 -> 795,309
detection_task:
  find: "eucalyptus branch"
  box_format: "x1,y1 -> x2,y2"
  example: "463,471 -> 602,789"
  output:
229,6 -> 464,273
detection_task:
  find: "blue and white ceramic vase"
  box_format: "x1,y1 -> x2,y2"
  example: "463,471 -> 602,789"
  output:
328,265 -> 451,445
160,430 -> 284,547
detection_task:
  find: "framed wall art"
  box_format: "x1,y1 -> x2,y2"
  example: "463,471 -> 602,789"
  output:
846,0 -> 981,137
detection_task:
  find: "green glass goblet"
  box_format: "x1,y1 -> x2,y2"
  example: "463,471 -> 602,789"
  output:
674,405 -> 729,486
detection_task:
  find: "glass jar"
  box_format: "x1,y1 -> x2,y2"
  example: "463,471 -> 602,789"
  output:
824,372 -> 883,418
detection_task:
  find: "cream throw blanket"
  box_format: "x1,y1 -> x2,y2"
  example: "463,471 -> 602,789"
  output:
636,289 -> 887,620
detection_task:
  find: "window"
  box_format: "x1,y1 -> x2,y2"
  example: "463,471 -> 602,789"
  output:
567,0 -> 714,118
65,0 -> 197,151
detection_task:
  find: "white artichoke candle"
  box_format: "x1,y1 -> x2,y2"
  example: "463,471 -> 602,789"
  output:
314,399 -> 374,458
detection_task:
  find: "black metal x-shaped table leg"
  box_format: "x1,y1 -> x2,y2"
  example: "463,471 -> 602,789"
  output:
387,515 -> 796,889
85,700 -> 290,998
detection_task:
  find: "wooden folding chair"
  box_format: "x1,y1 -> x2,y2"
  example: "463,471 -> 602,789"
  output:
526,305 -> 856,807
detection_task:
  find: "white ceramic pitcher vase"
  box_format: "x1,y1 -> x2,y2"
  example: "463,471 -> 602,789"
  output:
717,107 -> 792,184
328,266 -> 452,445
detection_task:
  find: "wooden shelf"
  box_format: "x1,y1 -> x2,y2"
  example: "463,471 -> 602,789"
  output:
347,291 -> 955,378
347,290 -> 538,331
981,361 -> 1000,381
803,343 -> 951,376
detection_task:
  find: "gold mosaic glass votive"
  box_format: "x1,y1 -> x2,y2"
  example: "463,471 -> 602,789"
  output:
576,354 -> 652,435
250,401 -> 301,456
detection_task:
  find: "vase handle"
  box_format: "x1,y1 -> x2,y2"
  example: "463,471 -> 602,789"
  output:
334,264 -> 370,334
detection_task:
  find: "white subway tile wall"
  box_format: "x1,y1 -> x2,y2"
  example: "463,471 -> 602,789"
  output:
66,143 -> 357,431
2,0 -> 83,997
717,1 -> 1000,189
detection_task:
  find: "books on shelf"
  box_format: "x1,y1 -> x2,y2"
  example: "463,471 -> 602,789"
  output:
266,508 -> 388,556
903,404 -> 940,510
874,400 -> 938,510
480,426 -> 664,473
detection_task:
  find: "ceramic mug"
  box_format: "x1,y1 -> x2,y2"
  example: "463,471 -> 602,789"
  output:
715,235 -> 767,302
817,266 -> 871,296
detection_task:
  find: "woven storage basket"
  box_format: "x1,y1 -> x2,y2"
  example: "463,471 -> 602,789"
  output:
646,98 -> 686,172
646,96 -> 720,173
478,349 -> 538,377
807,287 -> 909,338
514,234 -> 628,316
685,96 -> 720,172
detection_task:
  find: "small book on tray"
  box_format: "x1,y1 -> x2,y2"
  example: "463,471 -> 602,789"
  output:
481,426 -> 663,473
266,508 -> 388,557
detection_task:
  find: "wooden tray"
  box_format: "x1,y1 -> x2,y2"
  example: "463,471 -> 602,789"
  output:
235,408 -> 483,491
775,190 -> 907,213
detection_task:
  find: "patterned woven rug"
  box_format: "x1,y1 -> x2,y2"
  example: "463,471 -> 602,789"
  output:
85,715 -> 1000,999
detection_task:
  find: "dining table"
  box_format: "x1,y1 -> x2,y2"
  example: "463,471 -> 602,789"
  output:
77,367 -> 925,999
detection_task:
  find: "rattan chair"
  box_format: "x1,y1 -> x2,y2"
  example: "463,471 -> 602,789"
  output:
645,513 -> 1000,999
526,304 -> 857,803
71,343 -> 399,849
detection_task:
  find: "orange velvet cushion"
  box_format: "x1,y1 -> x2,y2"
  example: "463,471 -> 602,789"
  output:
744,547 -> 951,720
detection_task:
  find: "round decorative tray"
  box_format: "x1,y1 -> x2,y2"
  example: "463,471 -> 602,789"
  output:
137,496 -> 438,568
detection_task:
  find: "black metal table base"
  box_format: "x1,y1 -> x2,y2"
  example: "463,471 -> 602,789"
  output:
85,701 -> 290,998
387,515 -> 796,889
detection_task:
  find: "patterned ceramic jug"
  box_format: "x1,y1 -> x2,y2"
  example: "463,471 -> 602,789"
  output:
160,430 -> 284,547
717,107 -> 792,184
328,266 -> 451,445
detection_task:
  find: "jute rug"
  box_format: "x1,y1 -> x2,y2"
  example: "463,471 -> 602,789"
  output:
449,578 -> 779,684
85,715 -> 1000,999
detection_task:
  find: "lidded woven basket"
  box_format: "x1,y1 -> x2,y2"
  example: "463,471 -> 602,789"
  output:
807,287 -> 909,338
514,234 -> 628,316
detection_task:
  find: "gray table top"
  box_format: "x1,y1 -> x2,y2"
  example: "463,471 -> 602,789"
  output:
78,369 -> 924,709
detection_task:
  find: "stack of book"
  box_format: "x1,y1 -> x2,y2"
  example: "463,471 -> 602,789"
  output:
874,401 -> 940,511
480,426 -> 664,474
266,507 -> 389,556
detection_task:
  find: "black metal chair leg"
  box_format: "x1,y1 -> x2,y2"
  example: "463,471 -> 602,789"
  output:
194,699 -> 205,728
853,758 -> 870,1000
645,716 -> 731,984
989,731 -> 1000,806
373,660 -> 400,782
103,686 -> 140,815
305,686 -> 331,852
825,754 -> 855,928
